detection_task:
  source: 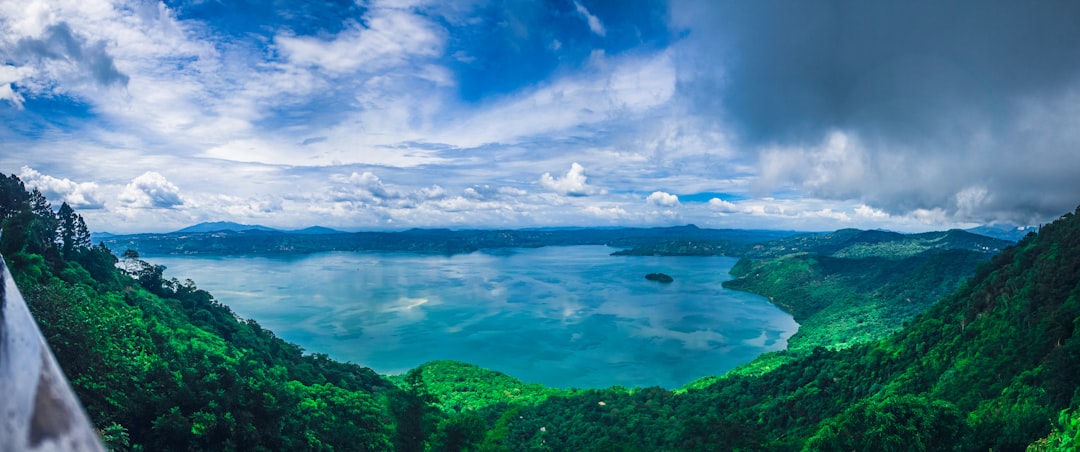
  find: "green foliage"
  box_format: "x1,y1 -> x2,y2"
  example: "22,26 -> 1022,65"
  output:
805,395 -> 966,451
435,206 -> 1080,451
100,422 -> 131,451
0,173 -> 398,451
6,171 -> 1080,451
390,368 -> 441,452
409,361 -> 563,415
431,412 -> 487,452
1028,410 -> 1080,451
744,228 -> 1011,260
725,248 -> 990,352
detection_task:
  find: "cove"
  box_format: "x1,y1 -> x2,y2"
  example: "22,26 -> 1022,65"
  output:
144,246 -> 798,389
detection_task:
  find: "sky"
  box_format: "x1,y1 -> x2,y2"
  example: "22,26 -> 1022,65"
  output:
2,0 -> 1079,234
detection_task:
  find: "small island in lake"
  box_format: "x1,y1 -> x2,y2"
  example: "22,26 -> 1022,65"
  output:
645,273 -> 674,283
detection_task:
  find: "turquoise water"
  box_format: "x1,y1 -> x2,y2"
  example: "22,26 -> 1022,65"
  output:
145,246 -> 797,389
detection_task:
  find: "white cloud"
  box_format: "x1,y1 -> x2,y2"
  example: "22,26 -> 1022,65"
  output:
0,65 -> 28,107
498,186 -> 528,197
0,82 -> 24,107
328,171 -> 405,204
539,162 -> 604,197
707,198 -> 738,212
434,51 -> 676,148
187,193 -> 284,218
19,166 -> 106,209
462,187 -> 483,199
349,172 -> 399,199
274,7 -> 442,74
5,1 -> 1061,234
573,1 -> 606,37
584,205 -> 627,219
854,204 -> 889,220
416,185 -> 446,200
646,191 -> 679,207
119,171 -> 183,208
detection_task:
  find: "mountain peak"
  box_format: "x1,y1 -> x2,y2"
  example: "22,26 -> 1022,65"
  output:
173,221 -> 279,234
287,226 -> 343,235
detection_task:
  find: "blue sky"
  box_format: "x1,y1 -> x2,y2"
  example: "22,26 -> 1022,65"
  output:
2,0 -> 1080,233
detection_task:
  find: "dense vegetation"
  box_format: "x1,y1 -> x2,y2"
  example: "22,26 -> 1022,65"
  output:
456,206 -> 1080,451
0,174 -> 422,450
724,232 -> 1004,353
3,170 -> 1079,451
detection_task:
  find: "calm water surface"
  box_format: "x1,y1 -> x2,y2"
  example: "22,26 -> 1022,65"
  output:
145,246 -> 797,389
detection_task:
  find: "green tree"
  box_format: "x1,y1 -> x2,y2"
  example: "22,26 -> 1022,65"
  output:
805,395 -> 966,452
432,412 -> 487,452
391,368 -> 439,452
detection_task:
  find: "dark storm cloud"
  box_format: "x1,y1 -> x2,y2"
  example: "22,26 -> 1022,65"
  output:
674,0 -> 1080,225
678,0 -> 1080,145
16,23 -> 129,87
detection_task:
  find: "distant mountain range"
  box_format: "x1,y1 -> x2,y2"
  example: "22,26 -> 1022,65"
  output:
965,224 -> 1039,242
97,221 -> 1038,244
94,224 -> 803,256
738,228 -> 1013,259
172,221 -> 344,235
94,220 -> 1015,260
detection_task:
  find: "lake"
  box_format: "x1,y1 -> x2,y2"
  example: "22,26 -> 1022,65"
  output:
144,246 -> 798,389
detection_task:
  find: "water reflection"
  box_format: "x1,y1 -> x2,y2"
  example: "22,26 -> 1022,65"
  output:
145,246 -> 797,389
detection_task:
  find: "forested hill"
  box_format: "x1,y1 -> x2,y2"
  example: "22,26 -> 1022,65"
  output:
0,174 -> 424,450
611,226 -> 1011,257
719,228 -> 1012,357
467,207 -> 1080,451
96,224 -> 799,256
742,227 -> 1013,259
4,168 -> 1080,451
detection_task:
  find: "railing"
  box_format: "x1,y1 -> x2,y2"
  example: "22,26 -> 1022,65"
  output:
0,256 -> 105,451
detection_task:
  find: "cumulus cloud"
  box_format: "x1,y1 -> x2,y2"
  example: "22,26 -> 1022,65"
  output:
707,198 -> 738,213
0,66 -> 28,107
330,172 -> 404,204
416,185 -> 446,200
462,187 -> 483,199
584,205 -> 627,219
646,191 -> 679,207
539,162 -> 605,197
119,172 -> 183,209
498,186 -> 528,197
854,204 -> 889,220
19,166 -> 105,209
